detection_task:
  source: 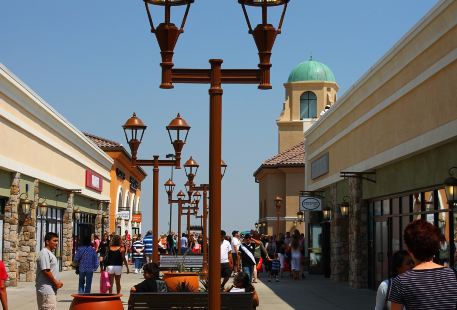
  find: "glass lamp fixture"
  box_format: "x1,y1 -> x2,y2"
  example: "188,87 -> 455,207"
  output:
74,208 -> 81,221
339,196 -> 350,217
166,114 -> 191,161
296,211 -> 304,222
122,112 -> 147,162
322,208 -> 332,222
38,198 -> 48,217
19,193 -> 32,215
444,167 -> 457,206
164,178 -> 176,195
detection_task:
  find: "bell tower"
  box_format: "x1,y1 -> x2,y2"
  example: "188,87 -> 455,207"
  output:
277,58 -> 339,152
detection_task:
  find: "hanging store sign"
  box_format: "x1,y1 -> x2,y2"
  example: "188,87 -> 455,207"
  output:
85,170 -> 103,192
117,211 -> 130,220
132,213 -> 142,223
299,196 -> 322,211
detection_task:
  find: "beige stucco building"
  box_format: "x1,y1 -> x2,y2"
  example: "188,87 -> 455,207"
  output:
255,58 -> 339,272
0,64 -> 112,285
304,0 -> 457,288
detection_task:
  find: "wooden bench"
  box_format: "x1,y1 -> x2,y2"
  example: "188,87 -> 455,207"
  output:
129,292 -> 254,309
159,255 -> 203,272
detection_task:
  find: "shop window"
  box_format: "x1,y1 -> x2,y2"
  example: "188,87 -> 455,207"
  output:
117,188 -> 123,212
300,91 -> 317,119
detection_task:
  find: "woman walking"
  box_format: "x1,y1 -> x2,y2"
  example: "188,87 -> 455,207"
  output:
73,235 -> 99,293
374,250 -> 413,310
99,233 -> 110,271
290,235 -> 301,280
104,235 -> 130,294
389,219 -> 457,309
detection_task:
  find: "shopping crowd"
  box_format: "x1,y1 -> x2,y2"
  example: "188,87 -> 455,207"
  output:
1,218 -> 457,309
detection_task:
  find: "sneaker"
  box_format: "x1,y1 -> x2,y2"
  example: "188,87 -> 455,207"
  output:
134,269 -> 138,274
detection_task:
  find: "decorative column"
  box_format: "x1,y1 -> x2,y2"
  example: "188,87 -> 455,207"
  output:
348,177 -> 368,288
62,192 -> 74,271
95,201 -> 103,237
18,179 -> 38,282
3,172 -> 20,286
105,203 -> 111,234
329,183 -> 349,282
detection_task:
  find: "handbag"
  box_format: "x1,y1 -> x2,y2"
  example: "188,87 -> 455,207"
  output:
256,257 -> 263,272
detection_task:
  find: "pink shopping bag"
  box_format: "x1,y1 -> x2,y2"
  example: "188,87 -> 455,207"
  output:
100,271 -> 111,293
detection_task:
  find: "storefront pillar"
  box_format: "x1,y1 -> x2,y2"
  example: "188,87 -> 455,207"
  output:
3,172 -> 20,286
329,184 -> 349,282
17,179 -> 38,282
348,177 -> 368,288
62,192 -> 74,271
95,201 -> 103,237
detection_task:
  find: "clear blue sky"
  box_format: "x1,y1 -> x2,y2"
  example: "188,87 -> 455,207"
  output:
1,0 -> 437,234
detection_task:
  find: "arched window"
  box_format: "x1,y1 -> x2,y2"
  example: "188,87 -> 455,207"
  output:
125,194 -> 130,212
117,188 -> 123,211
300,91 -> 317,119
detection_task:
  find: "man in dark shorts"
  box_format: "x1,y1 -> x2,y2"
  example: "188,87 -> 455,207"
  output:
220,230 -> 233,290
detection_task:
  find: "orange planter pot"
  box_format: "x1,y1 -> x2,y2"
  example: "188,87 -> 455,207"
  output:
162,272 -> 199,292
69,293 -> 123,310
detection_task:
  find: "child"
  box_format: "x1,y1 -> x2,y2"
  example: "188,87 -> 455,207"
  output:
226,272 -> 259,308
269,253 -> 281,283
129,263 -> 167,294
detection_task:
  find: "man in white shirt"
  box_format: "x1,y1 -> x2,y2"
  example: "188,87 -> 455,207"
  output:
220,230 -> 232,290
231,230 -> 241,275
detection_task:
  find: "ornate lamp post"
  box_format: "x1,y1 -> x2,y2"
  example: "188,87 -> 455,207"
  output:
322,207 -> 332,222
19,192 -> 32,215
274,195 -> 282,239
141,0 -> 289,305
444,167 -> 457,266
297,210 -> 304,223
123,112 -> 190,263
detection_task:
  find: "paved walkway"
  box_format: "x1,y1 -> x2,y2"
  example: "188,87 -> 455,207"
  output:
7,269 -> 375,309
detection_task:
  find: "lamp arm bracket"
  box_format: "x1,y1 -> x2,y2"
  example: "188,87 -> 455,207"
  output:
145,2 -> 156,33
241,3 -> 253,34
276,2 -> 288,34
340,171 -> 376,183
179,3 -> 191,33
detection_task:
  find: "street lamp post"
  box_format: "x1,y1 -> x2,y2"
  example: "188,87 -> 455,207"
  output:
141,1 -> 289,306
123,112 -> 190,263
274,195 -> 282,239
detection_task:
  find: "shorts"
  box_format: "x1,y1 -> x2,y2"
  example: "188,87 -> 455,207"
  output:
106,265 -> 123,275
36,292 -> 57,310
221,263 -> 231,278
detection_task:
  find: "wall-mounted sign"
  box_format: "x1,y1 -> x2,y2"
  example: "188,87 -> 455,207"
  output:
117,211 -> 130,220
132,213 -> 142,223
299,196 -> 322,211
311,152 -> 329,180
85,170 -> 103,192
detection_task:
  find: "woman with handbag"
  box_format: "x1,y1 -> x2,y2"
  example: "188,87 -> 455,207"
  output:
73,235 -> 99,294
104,235 -> 130,294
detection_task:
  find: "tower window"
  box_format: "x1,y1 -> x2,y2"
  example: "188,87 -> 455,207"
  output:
300,91 -> 317,119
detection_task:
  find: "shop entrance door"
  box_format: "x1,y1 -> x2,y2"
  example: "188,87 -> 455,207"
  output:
308,224 -> 323,274
374,216 -> 389,286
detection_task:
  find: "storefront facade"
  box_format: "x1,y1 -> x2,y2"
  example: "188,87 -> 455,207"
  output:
85,133 -> 146,237
304,0 -> 457,289
0,64 -> 112,286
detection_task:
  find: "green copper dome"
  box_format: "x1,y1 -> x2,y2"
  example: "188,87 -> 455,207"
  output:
287,58 -> 336,83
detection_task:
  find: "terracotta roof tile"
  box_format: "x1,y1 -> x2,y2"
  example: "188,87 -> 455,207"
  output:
263,141 -> 305,166
84,132 -> 122,149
